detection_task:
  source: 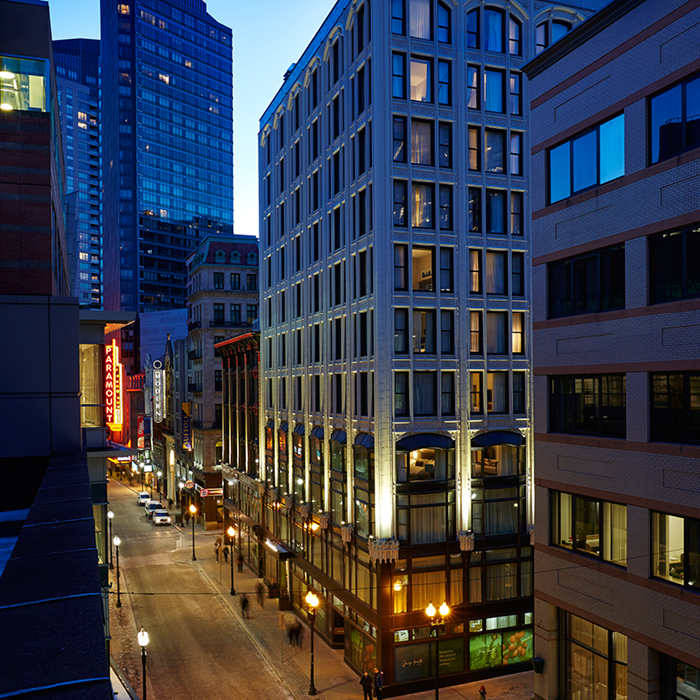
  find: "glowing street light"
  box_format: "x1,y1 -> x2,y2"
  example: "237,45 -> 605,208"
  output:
107,510 -> 114,569
113,536 -> 122,607
227,526 -> 236,596
137,627 -> 149,700
189,504 -> 197,561
426,601 -> 450,700
305,590 -> 320,695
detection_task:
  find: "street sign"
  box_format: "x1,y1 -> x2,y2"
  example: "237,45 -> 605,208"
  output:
200,489 -> 209,497
185,480 -> 194,489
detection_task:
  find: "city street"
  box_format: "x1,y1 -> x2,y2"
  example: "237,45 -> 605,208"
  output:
107,477 -> 534,700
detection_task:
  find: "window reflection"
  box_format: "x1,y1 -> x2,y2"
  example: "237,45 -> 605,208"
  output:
0,56 -> 46,112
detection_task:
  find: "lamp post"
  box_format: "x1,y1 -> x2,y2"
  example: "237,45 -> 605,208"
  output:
189,504 -> 197,560
178,481 -> 184,507
157,470 -> 162,496
426,601 -> 450,700
137,627 -> 149,700
113,536 -> 122,607
227,526 -> 236,596
305,590 -> 320,696
107,510 -> 114,569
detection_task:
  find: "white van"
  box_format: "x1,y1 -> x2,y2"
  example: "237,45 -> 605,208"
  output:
136,491 -> 150,506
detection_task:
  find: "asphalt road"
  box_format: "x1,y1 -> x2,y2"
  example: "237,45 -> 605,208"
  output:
108,477 -> 294,700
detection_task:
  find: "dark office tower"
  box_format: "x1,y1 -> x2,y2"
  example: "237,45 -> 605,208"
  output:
54,39 -> 102,309
101,0 -> 233,313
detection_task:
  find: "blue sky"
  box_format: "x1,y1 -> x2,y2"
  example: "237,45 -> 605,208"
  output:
49,0 -> 337,238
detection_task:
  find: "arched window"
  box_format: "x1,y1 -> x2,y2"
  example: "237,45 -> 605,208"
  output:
329,430 -> 346,524
536,18 -> 572,54
309,427 -> 324,511
353,437 -> 375,538
247,251 -> 257,264
215,249 -> 225,262
509,15 -> 521,56
230,250 -> 240,263
292,424 -> 305,500
437,2 -> 450,43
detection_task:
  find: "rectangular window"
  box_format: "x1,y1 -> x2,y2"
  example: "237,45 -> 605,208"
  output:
510,73 -> 521,115
335,373 -> 343,414
650,372 -> 700,444
414,371 -> 437,416
513,372 -> 525,413
468,188 -> 481,232
395,371 -> 409,417
394,244 -> 408,290
483,8 -> 504,53
214,272 -> 224,289
441,310 -> 454,354
469,249 -> 481,293
485,129 -> 505,173
438,122 -> 451,168
650,73 -> 700,163
486,312 -> 507,354
649,226 -> 700,304
395,308 -> 409,354
549,374 -> 626,438
413,309 -> 436,354
392,0 -> 405,34
485,189 -> 506,234
471,372 -> 483,414
230,303 -> 241,324
247,273 -> 257,291
484,68 -> 504,113
487,371 -> 508,413
313,324 -> 321,362
467,8 -> 479,49
392,53 -> 406,99
393,180 -> 407,226
410,57 -> 431,102
486,251 -> 506,294
440,247 -> 453,293
512,252 -> 524,296
438,60 -> 450,105
441,372 -> 455,416
439,185 -> 452,230
231,273 -> 240,290
411,119 -> 433,165
412,246 -> 434,292
336,317 -> 344,360
214,303 -> 224,324
412,182 -> 434,228
552,492 -> 627,567
548,244 -> 626,319
468,126 -> 480,171
509,18 -> 521,56
470,311 -> 482,354
357,126 -> 366,174
549,114 -> 625,204
393,116 -> 407,162
652,512 -> 700,591
511,192 -> 523,236
510,132 -> 522,175
512,312 -> 524,354
467,66 -> 479,110
410,0 -> 431,39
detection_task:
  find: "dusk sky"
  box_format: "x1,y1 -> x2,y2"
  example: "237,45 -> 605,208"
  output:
49,0 -> 337,239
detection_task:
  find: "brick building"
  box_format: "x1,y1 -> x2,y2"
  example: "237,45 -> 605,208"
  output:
524,1 -> 700,698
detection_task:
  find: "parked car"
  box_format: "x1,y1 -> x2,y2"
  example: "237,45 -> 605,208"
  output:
137,492 -> 150,506
152,510 -> 172,526
144,500 -> 163,518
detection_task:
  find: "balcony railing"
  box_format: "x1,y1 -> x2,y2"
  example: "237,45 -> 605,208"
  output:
188,320 -> 202,330
188,350 -> 202,361
209,320 -> 255,329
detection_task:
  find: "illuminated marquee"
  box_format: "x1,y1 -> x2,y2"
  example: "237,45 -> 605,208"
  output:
153,360 -> 164,423
104,340 -> 124,429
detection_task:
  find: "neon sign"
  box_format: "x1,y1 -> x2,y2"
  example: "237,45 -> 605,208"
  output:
104,340 -> 124,429
153,360 -> 164,423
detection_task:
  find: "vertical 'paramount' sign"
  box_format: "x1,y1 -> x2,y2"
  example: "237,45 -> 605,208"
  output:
153,360 -> 164,423
104,340 -> 123,429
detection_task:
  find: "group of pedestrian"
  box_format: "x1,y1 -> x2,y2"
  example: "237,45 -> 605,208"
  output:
286,619 -> 304,648
360,669 -> 384,700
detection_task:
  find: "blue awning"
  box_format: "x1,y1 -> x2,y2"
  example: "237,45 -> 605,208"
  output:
395,433 -> 454,451
310,425 -> 324,439
330,429 -> 347,444
266,419 -> 274,430
471,431 -> 525,448
294,423 -> 305,435
354,433 -> 375,449
279,421 -> 288,433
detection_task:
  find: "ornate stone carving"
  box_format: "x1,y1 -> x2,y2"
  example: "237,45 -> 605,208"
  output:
368,538 -> 400,564
459,531 -> 476,552
299,502 -> 310,520
528,523 -> 535,545
318,512 -> 330,530
283,493 -> 294,513
341,523 -> 354,544
257,481 -> 267,496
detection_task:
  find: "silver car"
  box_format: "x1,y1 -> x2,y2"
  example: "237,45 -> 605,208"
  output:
152,509 -> 172,526
144,500 -> 163,518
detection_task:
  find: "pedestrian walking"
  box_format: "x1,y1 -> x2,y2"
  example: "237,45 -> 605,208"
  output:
184,510 -> 190,527
360,671 -> 373,700
293,620 -> 304,648
256,582 -> 265,607
240,594 -> 250,618
214,543 -> 220,562
223,546 -> 229,563
168,498 -> 173,510
373,668 -> 384,700
286,623 -> 295,647
237,553 -> 244,573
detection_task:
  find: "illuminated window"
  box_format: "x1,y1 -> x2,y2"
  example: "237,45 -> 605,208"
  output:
118,4 -> 129,14
158,74 -> 170,84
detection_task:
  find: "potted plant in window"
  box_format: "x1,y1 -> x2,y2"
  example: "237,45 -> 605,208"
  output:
278,586 -> 290,611
267,580 -> 280,599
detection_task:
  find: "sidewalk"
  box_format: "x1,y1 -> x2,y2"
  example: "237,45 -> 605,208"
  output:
171,524 -> 535,700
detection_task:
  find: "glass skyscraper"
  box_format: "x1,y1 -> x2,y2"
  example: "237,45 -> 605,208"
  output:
54,39 -> 102,309
101,0 -> 233,312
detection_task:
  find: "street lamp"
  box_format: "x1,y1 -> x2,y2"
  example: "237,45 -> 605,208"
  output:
189,504 -> 197,561
426,601 -> 450,700
107,510 -> 114,569
305,590 -> 320,696
157,470 -> 162,496
113,536 -> 122,607
137,627 -> 149,700
227,526 -> 236,596
178,481 -> 184,507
